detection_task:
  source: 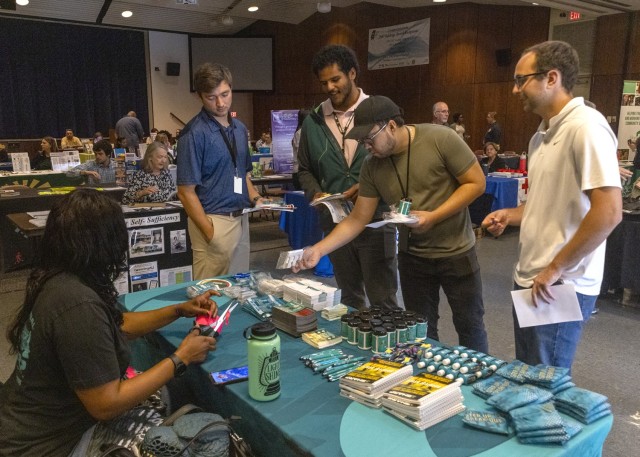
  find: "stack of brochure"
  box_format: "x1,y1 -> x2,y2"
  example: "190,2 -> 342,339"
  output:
380,372 -> 465,430
339,360 -> 413,408
271,301 -> 317,337
282,279 -> 341,311
302,328 -> 343,349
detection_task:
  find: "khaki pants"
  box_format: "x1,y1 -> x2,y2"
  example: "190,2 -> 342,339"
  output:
188,213 -> 250,279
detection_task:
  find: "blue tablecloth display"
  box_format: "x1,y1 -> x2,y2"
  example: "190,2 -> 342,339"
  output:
279,191 -> 333,277
121,282 -> 612,457
485,176 -> 520,211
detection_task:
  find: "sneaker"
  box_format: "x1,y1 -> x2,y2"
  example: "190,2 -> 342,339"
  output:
591,307 -> 599,315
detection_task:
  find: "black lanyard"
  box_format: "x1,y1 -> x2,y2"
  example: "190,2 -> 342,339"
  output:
333,112 -> 355,155
206,111 -> 237,169
390,126 -> 412,200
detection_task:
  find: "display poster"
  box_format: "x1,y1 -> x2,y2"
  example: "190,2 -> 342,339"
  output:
130,261 -> 159,292
129,227 -> 165,258
170,229 -> 187,254
160,265 -> 193,287
11,152 -> 31,173
125,212 -> 181,228
270,110 -> 298,173
618,80 -> 640,161
51,151 -> 80,172
367,18 -> 430,70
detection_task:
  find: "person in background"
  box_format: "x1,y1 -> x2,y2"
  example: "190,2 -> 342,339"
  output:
450,113 -> 468,142
291,108 -> 311,190
0,189 -> 218,456
31,136 -> 58,170
60,129 -> 82,149
481,141 -> 506,173
115,111 -> 144,154
177,62 -> 263,279
93,132 -> 103,144
432,101 -> 450,125
297,45 -> 399,311
483,111 -> 502,146
122,142 -> 176,205
255,131 -> 272,151
295,96 -> 488,351
146,127 -> 159,144
67,139 -> 117,186
482,40 -> 622,370
156,132 -> 175,163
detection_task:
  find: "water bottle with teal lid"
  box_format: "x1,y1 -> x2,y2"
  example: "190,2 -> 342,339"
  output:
244,322 -> 281,401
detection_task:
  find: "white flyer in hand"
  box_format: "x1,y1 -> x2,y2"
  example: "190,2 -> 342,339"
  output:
366,213 -> 418,228
511,284 -> 583,328
276,249 -> 304,269
311,194 -> 352,223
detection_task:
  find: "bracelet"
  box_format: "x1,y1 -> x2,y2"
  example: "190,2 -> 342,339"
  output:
174,305 -> 185,318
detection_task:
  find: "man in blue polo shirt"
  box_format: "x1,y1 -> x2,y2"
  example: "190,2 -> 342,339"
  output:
177,63 -> 263,279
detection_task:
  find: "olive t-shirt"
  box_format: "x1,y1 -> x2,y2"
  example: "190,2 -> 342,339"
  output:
359,123 -> 477,258
0,272 -> 130,456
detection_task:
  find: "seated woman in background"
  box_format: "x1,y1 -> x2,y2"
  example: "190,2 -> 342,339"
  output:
31,136 -> 58,170
481,141 -> 506,173
122,142 -> 176,205
0,189 -> 218,456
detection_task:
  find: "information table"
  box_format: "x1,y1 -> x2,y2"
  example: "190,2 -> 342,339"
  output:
0,170 -> 83,188
485,176 -> 520,211
122,283 -> 612,457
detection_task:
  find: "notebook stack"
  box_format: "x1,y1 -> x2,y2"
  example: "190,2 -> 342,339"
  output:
301,328 -> 343,349
339,359 -> 413,408
381,373 -> 465,430
271,301 -> 317,337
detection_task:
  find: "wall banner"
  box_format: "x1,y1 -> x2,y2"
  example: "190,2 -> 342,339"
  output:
618,80 -> 640,162
368,18 -> 430,70
271,110 -> 298,174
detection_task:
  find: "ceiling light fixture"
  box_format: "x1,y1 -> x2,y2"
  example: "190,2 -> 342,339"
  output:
221,15 -> 234,25
122,10 -> 133,18
317,2 -> 331,13
16,0 -> 29,6
433,0 -> 447,3
248,6 -> 258,12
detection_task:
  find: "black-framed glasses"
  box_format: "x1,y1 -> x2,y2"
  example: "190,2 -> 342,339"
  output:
513,71 -> 547,89
358,122 -> 388,145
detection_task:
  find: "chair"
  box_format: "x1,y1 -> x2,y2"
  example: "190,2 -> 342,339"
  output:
468,193 -> 495,227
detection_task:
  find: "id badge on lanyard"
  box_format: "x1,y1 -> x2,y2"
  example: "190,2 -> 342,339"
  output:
234,172 -> 243,194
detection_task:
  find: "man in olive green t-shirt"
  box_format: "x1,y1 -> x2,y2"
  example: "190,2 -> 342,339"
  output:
294,96 -> 489,353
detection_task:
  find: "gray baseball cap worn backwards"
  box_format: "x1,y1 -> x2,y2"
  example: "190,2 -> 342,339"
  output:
345,95 -> 403,140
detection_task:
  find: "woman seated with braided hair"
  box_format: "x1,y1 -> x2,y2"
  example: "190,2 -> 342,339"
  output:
0,188 -> 218,456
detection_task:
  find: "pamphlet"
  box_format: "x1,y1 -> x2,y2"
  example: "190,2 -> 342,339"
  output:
310,193 -> 353,223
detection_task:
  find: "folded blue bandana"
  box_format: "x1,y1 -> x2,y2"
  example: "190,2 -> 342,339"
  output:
472,377 -> 519,399
510,402 -> 564,433
495,360 -> 533,383
554,387 -> 609,416
487,384 -> 553,412
524,365 -> 570,388
462,410 -> 512,435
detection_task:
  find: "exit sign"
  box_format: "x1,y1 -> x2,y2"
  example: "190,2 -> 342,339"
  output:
569,11 -> 581,21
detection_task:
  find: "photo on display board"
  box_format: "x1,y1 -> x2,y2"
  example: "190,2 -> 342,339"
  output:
128,227 -> 165,258
170,229 -> 186,254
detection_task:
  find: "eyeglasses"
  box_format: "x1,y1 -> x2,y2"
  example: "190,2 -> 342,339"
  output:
513,71 -> 547,89
358,122 -> 388,145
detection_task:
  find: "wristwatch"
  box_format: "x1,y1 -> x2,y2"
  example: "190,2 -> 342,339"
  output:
168,353 -> 187,377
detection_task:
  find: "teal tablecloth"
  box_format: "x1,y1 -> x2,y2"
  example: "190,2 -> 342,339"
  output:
120,282 -> 612,457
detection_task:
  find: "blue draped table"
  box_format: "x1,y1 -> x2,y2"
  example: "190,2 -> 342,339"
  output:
485,176 -> 520,211
121,282 -> 612,457
279,191 -> 333,276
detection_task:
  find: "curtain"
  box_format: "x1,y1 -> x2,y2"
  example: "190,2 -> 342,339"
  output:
0,17 -> 148,139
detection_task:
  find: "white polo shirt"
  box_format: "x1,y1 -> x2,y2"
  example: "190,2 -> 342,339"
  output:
515,97 -> 621,295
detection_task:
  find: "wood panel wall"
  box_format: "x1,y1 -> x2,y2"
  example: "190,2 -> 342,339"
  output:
240,2 -> 549,152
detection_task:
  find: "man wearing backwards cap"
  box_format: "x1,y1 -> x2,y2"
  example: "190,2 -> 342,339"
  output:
294,95 -> 489,353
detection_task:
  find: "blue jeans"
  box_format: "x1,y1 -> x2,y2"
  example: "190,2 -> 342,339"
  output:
398,247 -> 488,353
513,283 -> 597,370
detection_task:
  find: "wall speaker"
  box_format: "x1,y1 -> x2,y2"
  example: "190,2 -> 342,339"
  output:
166,62 -> 181,76
495,49 -> 512,67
